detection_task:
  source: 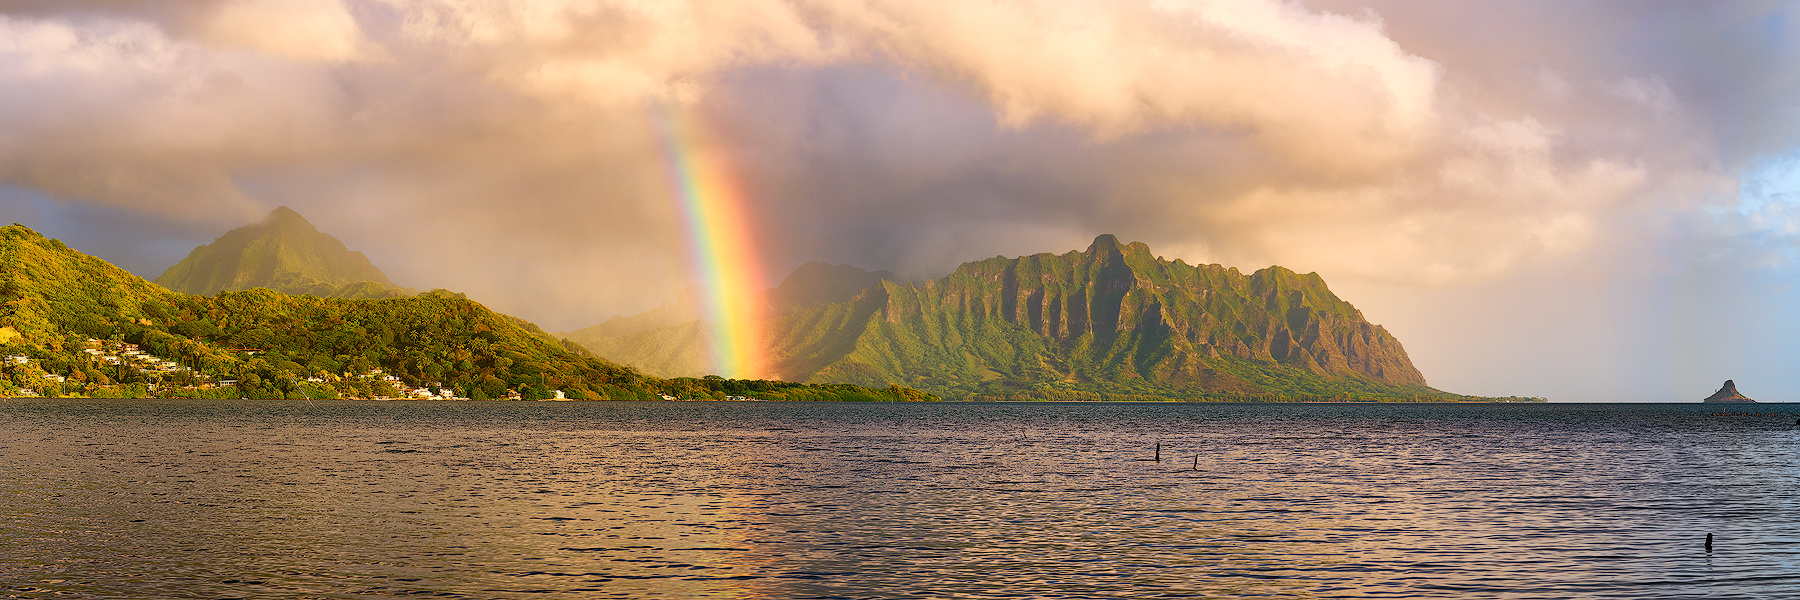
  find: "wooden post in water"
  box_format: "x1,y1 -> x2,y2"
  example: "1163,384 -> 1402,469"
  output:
1706,533 -> 1713,552
1193,455 -> 1199,471
1154,442 -> 1161,462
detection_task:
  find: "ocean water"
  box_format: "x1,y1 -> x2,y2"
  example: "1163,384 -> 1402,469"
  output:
2,400 -> 1797,599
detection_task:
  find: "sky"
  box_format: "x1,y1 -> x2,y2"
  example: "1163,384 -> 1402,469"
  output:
3,0 -> 1800,402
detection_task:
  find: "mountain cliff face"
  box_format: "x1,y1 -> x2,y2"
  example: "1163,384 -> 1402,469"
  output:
155,207 -> 402,298
577,235 -> 1439,399
774,235 -> 1426,398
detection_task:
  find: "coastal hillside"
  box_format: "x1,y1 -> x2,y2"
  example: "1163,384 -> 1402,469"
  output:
155,206 -> 405,299
563,261 -> 897,378
577,235 -> 1461,401
1,224 -> 933,402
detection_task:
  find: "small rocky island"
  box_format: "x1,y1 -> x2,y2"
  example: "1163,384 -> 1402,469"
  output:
1701,380 -> 1756,403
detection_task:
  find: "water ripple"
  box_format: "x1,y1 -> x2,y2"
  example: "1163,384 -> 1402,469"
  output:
2,399 -> 1798,598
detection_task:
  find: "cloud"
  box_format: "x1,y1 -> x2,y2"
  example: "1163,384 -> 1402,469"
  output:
384,0 -> 831,104
0,0 -> 1458,312
813,0 -> 1441,172
329,0 -> 1443,175
199,0 -> 370,62
0,0 -> 1795,348
0,15 -> 259,223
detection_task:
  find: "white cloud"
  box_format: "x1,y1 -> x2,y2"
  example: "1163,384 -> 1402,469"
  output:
201,0 -> 371,62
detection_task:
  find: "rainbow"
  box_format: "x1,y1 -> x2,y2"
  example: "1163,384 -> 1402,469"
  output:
651,106 -> 770,380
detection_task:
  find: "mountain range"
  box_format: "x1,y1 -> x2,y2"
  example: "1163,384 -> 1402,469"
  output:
5,206 -> 1524,402
572,235 -> 1470,401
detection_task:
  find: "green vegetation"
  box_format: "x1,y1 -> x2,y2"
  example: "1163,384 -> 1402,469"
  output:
574,235 -> 1519,402
666,375 -> 938,402
154,206 -> 405,299
961,387 -> 1545,403
1,223 -> 934,402
773,236 -> 1466,401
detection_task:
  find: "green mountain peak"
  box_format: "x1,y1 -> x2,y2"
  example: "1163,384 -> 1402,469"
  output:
154,206 -> 401,298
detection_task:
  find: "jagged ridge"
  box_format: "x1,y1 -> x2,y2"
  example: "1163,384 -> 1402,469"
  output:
770,235 -> 1429,398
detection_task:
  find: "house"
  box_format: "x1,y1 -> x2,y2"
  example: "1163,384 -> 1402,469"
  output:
42,374 -> 65,383
4,355 -> 27,365
552,390 -> 566,400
